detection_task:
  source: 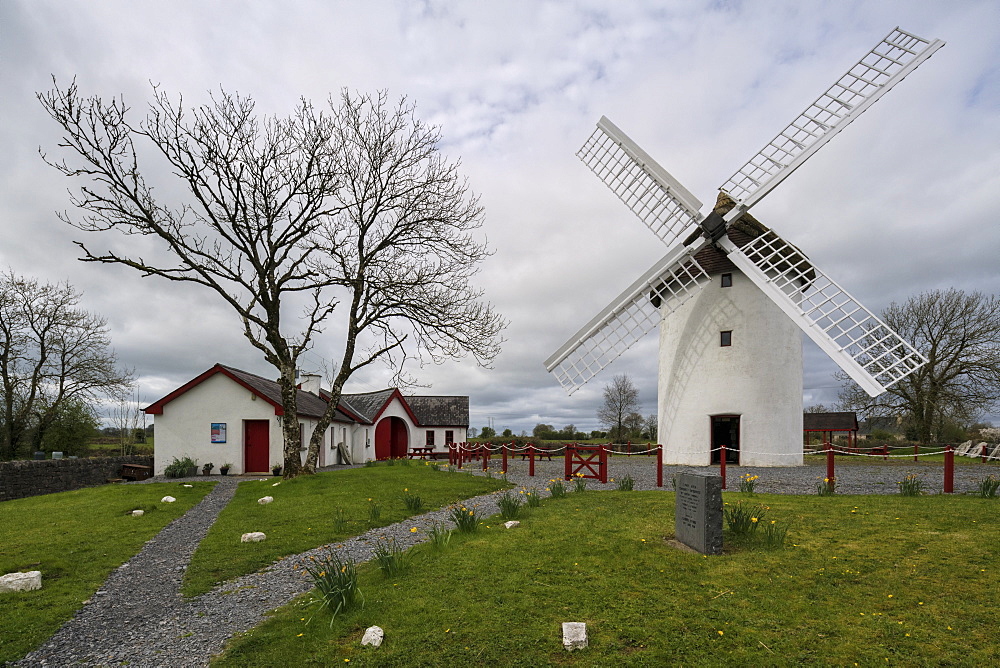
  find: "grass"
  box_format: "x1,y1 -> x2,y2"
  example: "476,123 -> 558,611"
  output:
0,481 -> 214,664
214,491 -> 1000,667
182,465 -> 509,597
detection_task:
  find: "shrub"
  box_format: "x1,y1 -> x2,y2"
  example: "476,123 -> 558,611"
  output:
572,473 -> 587,493
303,552 -> 363,625
449,504 -> 478,533
548,480 -> 566,499
401,489 -> 423,512
373,539 -> 411,578
497,491 -> 522,520
524,488 -> 542,508
724,501 -> 767,538
615,474 -> 635,491
975,475 -> 1000,498
817,477 -> 835,496
367,499 -> 381,523
897,474 -> 924,497
164,456 -> 197,478
738,474 -> 759,495
427,522 -> 453,549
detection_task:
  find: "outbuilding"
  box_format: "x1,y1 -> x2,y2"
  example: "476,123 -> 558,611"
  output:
144,363 -> 469,475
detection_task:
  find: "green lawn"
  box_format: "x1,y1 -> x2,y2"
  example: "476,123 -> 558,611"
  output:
0,481 -> 214,664
214,490 -> 1000,667
182,463 -> 511,597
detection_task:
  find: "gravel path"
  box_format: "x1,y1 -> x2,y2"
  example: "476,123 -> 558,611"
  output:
16,459 -> 996,667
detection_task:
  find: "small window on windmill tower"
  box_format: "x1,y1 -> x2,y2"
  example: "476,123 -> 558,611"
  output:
721,273 -> 732,288
720,330 -> 732,347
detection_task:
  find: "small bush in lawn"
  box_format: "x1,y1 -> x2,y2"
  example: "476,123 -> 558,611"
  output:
332,507 -> 348,533
573,473 -> 587,493
447,465 -> 456,473
738,474 -> 759,495
525,488 -> 542,508
975,475 -> 1000,498
367,499 -> 382,523
398,457 -> 411,467
816,477 -> 835,496
548,480 -> 566,499
724,501 -> 767,538
427,522 -> 453,549
303,552 -> 363,625
373,539 -> 411,578
762,519 -> 789,550
364,460 -> 377,468
430,463 -> 441,471
897,474 -> 924,496
401,489 -> 423,512
497,491 -> 522,520
484,469 -> 494,479
615,474 -> 635,491
449,505 -> 478,533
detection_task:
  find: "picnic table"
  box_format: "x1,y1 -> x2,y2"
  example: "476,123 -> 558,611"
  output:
408,447 -> 436,459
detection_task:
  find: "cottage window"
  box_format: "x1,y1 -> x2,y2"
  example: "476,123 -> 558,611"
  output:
720,330 -> 732,347
721,273 -> 732,288
445,430 -> 454,445
426,430 -> 435,446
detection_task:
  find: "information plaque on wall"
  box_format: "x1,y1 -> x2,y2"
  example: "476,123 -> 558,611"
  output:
211,423 -> 227,443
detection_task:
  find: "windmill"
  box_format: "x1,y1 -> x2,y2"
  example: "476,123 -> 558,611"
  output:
544,27 -> 944,466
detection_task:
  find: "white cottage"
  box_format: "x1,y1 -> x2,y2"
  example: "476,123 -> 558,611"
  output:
144,364 -> 469,475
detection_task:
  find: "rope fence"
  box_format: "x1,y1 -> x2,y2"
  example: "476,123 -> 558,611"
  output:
442,440 -> 999,493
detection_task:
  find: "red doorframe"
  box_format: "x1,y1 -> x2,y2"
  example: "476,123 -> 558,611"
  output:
244,420 -> 270,472
374,416 -> 409,460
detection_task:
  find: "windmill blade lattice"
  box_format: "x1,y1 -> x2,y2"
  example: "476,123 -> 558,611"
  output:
720,27 -> 944,208
545,249 -> 711,394
722,230 -> 926,396
578,116 -> 704,248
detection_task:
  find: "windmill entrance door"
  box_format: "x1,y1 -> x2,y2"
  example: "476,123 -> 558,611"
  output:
710,415 -> 740,465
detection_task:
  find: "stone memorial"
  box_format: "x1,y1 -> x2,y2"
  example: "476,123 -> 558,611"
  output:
674,471 -> 723,555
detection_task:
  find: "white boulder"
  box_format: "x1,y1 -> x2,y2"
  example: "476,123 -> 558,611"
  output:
504,521 -> 520,529
562,622 -> 588,651
0,571 -> 42,593
161,496 -> 176,503
132,510 -> 145,517
241,532 -> 267,543
258,496 -> 274,505
361,626 -> 384,647
183,484 -> 193,488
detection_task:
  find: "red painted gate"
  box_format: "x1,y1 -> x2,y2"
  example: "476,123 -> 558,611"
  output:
244,420 -> 270,473
564,444 -> 608,483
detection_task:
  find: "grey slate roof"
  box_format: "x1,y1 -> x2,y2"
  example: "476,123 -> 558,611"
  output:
219,365 -> 354,422
339,390 -> 396,423
405,395 -> 469,427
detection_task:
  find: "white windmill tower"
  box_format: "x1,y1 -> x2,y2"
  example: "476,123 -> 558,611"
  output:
545,27 -> 944,466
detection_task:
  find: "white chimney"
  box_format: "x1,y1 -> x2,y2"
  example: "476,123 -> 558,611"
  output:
300,373 -> 322,396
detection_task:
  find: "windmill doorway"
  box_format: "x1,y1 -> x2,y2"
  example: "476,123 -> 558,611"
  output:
710,415 -> 741,465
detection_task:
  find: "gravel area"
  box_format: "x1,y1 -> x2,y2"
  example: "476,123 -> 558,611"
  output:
16,458 -> 996,667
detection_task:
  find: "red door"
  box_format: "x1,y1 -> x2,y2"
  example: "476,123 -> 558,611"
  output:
374,417 -> 408,460
245,420 -> 270,472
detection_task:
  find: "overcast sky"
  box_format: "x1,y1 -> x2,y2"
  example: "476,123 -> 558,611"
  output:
2,1 -> 998,435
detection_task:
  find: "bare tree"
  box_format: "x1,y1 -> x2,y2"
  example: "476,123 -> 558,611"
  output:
110,386 -> 146,455
596,373 -> 640,443
643,413 -> 658,441
0,270 -> 133,459
302,90 -> 505,470
39,81 -> 504,475
838,289 -> 1000,443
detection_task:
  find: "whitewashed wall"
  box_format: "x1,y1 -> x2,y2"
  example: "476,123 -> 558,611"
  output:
657,270 -> 803,466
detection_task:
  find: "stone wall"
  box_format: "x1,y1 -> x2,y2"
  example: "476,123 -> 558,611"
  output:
0,456 -> 154,502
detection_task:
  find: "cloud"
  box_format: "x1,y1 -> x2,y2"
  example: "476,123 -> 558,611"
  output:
2,0 -> 998,433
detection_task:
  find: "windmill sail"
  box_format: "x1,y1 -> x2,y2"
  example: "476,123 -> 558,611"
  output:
720,230 -> 926,396
544,246 -> 710,394
578,116 -> 704,248
720,27 -> 944,208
